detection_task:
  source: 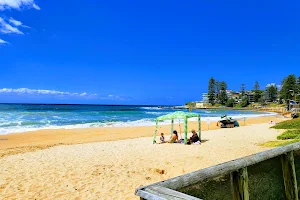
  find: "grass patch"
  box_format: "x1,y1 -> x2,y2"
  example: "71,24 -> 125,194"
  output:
272,118 -> 300,129
268,103 -> 285,108
277,130 -> 300,140
261,139 -> 300,147
262,119 -> 300,147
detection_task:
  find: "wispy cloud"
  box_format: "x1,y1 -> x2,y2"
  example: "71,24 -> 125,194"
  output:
9,17 -> 31,28
32,3 -> 39,10
0,17 -> 23,34
9,17 -> 22,26
0,38 -> 8,45
0,0 -> 39,44
0,88 -> 98,98
0,88 -> 133,101
0,0 -> 40,10
100,94 -> 132,101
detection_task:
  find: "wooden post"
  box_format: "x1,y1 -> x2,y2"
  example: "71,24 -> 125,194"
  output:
231,167 -> 249,200
153,119 -> 158,144
171,118 -> 174,136
184,116 -> 188,144
281,151 -> 298,200
198,115 -> 201,141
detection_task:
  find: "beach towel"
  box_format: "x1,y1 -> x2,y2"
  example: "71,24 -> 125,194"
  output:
178,139 -> 184,144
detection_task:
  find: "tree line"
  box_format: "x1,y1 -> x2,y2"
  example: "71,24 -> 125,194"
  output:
207,74 -> 300,107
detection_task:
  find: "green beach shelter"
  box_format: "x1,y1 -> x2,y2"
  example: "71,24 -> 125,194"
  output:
153,111 -> 201,145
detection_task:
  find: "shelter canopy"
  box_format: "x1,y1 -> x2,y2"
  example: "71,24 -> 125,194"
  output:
157,111 -> 199,121
154,111 -> 201,144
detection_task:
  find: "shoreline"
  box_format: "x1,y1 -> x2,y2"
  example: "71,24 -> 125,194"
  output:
0,111 -> 277,135
0,115 -> 287,158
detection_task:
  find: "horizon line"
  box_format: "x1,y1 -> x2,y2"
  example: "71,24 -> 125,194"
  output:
0,102 -> 179,107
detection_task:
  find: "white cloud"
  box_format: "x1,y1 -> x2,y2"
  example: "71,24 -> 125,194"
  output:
0,0 -> 40,10
0,17 -> 23,34
99,94 -> 131,101
32,3 -> 39,10
0,88 -> 98,98
9,17 -> 22,26
0,88 -> 130,101
21,24 -> 31,28
9,17 -> 31,29
0,1 -> 39,45
0,38 -> 8,44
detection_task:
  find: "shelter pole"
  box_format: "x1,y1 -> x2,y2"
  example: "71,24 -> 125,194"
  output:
198,115 -> 201,141
171,118 -> 174,136
184,116 -> 188,144
153,119 -> 158,144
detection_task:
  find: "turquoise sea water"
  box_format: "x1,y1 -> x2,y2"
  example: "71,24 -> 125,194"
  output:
0,104 -> 275,134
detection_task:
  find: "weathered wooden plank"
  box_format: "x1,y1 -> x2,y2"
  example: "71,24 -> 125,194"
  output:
231,167 -> 249,200
281,151 -> 299,200
144,186 -> 202,200
155,143 -> 300,190
136,189 -> 165,200
136,143 -> 300,199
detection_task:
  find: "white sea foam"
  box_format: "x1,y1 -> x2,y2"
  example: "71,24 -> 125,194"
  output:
140,107 -> 162,110
0,112 -> 277,135
144,112 -> 169,115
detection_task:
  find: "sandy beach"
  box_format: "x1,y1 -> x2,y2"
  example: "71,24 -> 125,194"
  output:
0,115 -> 287,200
0,115 -> 284,158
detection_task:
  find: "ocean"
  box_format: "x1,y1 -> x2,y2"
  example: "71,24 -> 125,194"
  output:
0,104 -> 275,135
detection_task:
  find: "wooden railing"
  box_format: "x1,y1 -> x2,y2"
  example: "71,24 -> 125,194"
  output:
135,143 -> 300,200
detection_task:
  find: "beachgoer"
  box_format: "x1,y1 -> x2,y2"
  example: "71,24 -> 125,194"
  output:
160,133 -> 165,143
169,130 -> 178,143
187,129 -> 200,145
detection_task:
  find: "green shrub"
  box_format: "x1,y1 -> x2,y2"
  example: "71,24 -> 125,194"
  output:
236,97 -> 249,107
226,98 -> 235,107
277,130 -> 300,140
272,119 -> 300,129
261,139 -> 300,147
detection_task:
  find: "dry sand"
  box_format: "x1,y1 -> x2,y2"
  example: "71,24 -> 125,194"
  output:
0,118 -> 286,200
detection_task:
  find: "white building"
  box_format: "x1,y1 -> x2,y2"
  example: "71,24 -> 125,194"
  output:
202,93 -> 209,103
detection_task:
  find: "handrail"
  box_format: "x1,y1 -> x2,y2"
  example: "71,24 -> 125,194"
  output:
135,142 -> 300,200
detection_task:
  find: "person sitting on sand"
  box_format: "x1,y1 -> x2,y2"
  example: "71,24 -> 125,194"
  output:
187,130 -> 200,145
160,133 -> 165,143
168,130 -> 178,143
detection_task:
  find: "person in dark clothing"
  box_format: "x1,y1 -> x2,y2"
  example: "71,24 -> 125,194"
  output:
187,130 -> 200,144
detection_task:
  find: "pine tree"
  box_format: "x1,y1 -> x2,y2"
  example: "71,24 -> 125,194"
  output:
218,81 -> 228,105
267,85 -> 278,102
208,77 -> 216,105
215,81 -> 220,102
253,81 -> 261,102
241,84 -> 245,96
280,74 -> 297,101
254,81 -> 259,91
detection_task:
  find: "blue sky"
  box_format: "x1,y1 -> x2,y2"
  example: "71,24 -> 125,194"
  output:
0,0 -> 300,105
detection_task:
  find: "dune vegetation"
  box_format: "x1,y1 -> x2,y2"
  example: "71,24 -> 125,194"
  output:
261,119 -> 300,147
